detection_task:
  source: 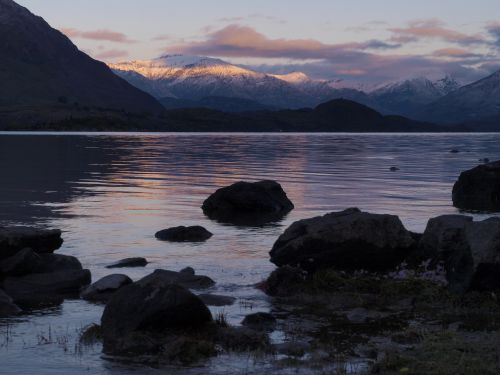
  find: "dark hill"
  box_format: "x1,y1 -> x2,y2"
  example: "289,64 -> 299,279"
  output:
0,0 -> 162,113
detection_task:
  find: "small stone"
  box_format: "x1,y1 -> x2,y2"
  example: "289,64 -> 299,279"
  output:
155,226 -> 212,242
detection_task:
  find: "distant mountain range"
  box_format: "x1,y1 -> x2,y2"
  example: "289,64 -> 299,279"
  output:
0,0 -> 162,114
111,55 -> 500,127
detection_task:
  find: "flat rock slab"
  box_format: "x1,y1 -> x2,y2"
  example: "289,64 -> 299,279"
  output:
3,269 -> 91,306
241,312 -> 277,331
0,227 -> 63,260
155,226 -> 212,242
198,293 -> 236,306
202,180 -> 294,225
81,274 -> 133,302
138,269 -> 215,290
106,257 -> 148,269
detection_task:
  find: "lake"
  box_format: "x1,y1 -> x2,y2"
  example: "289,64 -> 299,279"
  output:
0,132 -> 499,374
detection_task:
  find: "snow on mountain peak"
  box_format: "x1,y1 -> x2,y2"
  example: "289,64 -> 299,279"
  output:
154,54 -> 230,68
271,72 -> 311,84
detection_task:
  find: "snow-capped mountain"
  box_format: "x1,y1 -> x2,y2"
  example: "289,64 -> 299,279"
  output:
421,71 -> 500,124
110,55 -> 315,109
370,76 -> 462,116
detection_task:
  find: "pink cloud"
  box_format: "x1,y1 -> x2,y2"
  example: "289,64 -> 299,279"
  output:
168,24 -> 399,60
61,28 -> 136,43
431,48 -> 481,58
389,19 -> 486,45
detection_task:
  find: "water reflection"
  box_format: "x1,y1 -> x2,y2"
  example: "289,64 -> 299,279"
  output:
0,133 -> 499,374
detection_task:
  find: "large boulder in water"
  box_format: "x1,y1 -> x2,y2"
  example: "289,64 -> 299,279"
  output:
270,208 -> 415,272
202,180 -> 294,225
101,276 -> 213,354
0,227 -> 63,260
452,161 -> 500,211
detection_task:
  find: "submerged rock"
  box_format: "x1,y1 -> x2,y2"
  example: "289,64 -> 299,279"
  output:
270,208 -> 415,272
452,161 -> 500,211
138,269 -> 215,290
3,269 -> 91,306
198,293 -> 236,306
202,180 -> 294,225
155,226 -> 212,242
0,227 -> 63,260
106,257 -> 148,269
0,289 -> 21,317
81,274 -> 133,302
101,280 -> 212,354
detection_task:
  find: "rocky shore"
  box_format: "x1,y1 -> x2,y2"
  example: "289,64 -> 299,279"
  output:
1,168 -> 500,374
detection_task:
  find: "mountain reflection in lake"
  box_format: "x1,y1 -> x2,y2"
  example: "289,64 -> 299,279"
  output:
0,133 -> 499,374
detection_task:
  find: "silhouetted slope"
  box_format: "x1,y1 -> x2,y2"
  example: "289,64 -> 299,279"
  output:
0,0 -> 162,113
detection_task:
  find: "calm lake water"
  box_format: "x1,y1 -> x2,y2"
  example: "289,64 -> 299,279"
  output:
0,132 -> 499,374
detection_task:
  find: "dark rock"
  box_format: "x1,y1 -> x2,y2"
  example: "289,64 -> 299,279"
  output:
390,167 -> 400,172
198,294 -> 236,307
138,269 -> 215,290
0,248 -> 43,277
270,208 -> 415,273
106,257 -> 148,269
37,254 -> 83,273
0,227 -> 63,260
0,250 -> 82,277
450,149 -> 460,153
180,267 -> 195,275
202,180 -> 294,225
0,289 -> 21,317
264,266 -> 306,296
470,263 -> 500,292
3,269 -> 91,306
452,161 -> 500,211
242,312 -> 277,331
414,215 -> 500,292
155,226 -> 212,242
101,280 -> 212,354
81,274 -> 133,302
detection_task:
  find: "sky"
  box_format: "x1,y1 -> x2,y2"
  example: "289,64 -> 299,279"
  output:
16,0 -> 500,84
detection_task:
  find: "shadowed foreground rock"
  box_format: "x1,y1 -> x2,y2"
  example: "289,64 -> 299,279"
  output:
101,280 -> 213,354
452,161 -> 500,211
202,180 -> 294,225
0,227 -> 63,260
270,208 -> 415,272
155,226 -> 212,242
3,269 -> 91,306
81,274 -> 133,302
